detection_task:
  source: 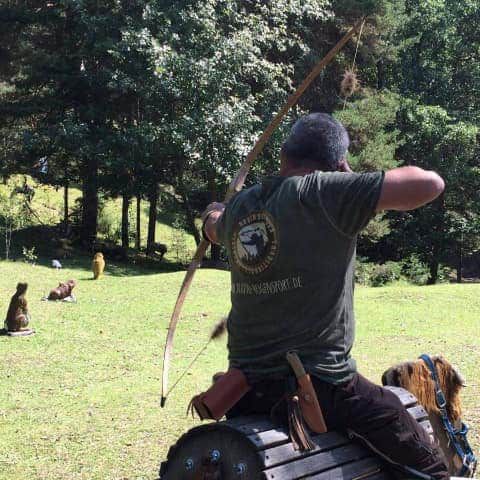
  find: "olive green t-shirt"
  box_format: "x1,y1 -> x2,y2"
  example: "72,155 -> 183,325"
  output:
217,170 -> 385,385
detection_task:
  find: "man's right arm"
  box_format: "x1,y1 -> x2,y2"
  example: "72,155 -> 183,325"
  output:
376,166 -> 445,212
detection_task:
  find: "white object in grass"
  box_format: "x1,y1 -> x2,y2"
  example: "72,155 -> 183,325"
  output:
52,259 -> 62,269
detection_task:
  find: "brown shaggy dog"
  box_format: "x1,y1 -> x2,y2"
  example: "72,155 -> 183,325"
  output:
92,253 -> 105,280
382,356 -> 469,476
382,355 -> 464,421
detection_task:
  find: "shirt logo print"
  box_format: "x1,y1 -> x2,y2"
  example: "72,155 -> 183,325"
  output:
232,211 -> 278,275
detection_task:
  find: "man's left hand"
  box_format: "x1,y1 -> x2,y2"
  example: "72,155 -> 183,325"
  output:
202,202 -> 226,244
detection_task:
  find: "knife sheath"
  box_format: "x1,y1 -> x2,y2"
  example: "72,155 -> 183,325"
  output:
286,352 -> 328,434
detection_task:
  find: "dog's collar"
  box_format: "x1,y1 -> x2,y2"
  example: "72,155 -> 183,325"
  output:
419,354 -> 477,477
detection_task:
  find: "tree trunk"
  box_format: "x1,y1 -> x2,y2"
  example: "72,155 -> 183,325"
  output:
63,181 -> 69,235
376,59 -> 385,90
457,233 -> 463,283
207,170 -> 220,261
146,183 -> 159,256
178,178 -> 201,246
427,259 -> 439,285
81,157 -> 99,249
121,194 -> 130,251
135,195 -> 141,251
427,194 -> 445,285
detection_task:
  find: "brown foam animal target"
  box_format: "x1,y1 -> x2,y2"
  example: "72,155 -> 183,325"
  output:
48,279 -> 76,301
5,283 -> 31,332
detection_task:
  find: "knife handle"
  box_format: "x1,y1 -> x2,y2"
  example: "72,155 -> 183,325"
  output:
286,351 -> 306,378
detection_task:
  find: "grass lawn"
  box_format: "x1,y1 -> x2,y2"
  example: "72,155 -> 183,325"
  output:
0,260 -> 478,479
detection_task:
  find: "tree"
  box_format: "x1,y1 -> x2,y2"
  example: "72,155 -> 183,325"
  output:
0,183 -> 30,259
0,1 -> 166,250
400,0 -> 480,123
153,0 -> 385,259
336,91 -> 401,248
389,102 -> 480,283
375,0 -> 480,281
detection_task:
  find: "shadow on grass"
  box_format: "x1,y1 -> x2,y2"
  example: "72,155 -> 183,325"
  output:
3,250 -> 227,278
3,224 -> 229,277
35,254 -> 190,277
3,233 -> 184,278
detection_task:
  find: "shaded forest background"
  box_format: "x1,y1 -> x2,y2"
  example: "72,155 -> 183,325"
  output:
1,0 -> 479,284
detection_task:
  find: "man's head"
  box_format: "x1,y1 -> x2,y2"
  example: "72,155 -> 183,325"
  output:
280,113 -> 350,172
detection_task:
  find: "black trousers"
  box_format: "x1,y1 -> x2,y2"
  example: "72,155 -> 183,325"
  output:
228,373 -> 449,480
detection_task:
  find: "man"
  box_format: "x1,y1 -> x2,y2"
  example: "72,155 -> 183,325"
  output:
203,113 -> 448,479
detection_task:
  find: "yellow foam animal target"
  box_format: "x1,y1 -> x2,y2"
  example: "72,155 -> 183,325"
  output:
92,253 -> 105,280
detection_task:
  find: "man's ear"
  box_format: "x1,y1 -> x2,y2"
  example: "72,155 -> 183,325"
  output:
338,157 -> 352,173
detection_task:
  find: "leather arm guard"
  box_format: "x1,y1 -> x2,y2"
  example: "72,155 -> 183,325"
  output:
188,368 -> 251,421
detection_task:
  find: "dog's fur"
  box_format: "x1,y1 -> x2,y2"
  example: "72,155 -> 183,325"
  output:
382,356 -> 469,476
382,355 -> 464,421
92,253 -> 105,280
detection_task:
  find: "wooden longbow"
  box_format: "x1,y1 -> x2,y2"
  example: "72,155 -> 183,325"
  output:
161,17 -> 366,407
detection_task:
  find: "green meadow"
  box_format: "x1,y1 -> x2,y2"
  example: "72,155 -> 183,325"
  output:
0,259 -> 478,479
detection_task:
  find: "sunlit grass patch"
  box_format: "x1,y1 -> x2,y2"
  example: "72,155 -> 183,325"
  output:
0,261 -> 478,479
